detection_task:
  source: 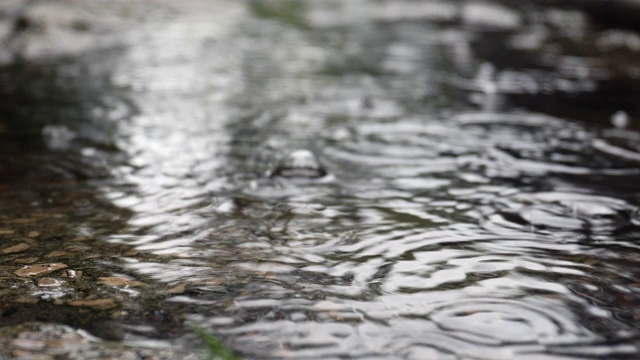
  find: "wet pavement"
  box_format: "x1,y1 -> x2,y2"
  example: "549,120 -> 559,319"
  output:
1,0 -> 640,359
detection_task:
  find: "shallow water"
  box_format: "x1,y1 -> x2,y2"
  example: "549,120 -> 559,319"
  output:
1,1 -> 640,359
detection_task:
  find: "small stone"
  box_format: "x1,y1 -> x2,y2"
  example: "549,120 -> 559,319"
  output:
68,299 -> 117,310
166,283 -> 186,294
271,149 -> 327,179
98,277 -> 144,287
14,263 -> 68,277
65,245 -> 87,252
37,277 -> 64,287
27,231 -> 40,238
14,257 -> 39,264
45,251 -> 71,258
122,249 -> 141,256
2,243 -> 31,254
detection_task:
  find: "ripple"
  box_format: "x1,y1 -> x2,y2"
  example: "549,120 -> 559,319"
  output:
18,2 -> 640,359
480,191 -> 636,235
431,298 -> 587,344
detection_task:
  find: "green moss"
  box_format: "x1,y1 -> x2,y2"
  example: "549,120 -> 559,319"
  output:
194,327 -> 241,360
249,0 -> 309,29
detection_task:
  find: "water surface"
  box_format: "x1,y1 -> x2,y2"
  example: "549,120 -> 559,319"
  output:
1,1 -> 640,359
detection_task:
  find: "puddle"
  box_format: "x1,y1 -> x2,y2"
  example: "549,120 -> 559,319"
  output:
1,0 -> 640,358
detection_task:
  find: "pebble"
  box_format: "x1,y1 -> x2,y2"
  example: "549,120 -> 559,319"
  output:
165,283 -> 186,294
14,263 -> 68,277
2,243 -> 31,254
45,251 -> 72,258
15,257 -> 39,264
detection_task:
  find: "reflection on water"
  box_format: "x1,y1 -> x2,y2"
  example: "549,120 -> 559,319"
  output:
2,0 -> 640,358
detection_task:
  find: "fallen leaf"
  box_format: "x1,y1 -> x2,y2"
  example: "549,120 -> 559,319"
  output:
0,229 -> 15,235
27,231 -> 40,238
14,263 -> 68,277
2,243 -> 31,254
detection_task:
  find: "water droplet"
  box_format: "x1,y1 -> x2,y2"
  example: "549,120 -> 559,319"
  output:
475,62 -> 497,94
42,125 -> 76,150
271,149 -> 327,179
611,111 -> 629,129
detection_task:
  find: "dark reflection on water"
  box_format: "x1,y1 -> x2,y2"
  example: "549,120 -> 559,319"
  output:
2,0 -> 640,358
